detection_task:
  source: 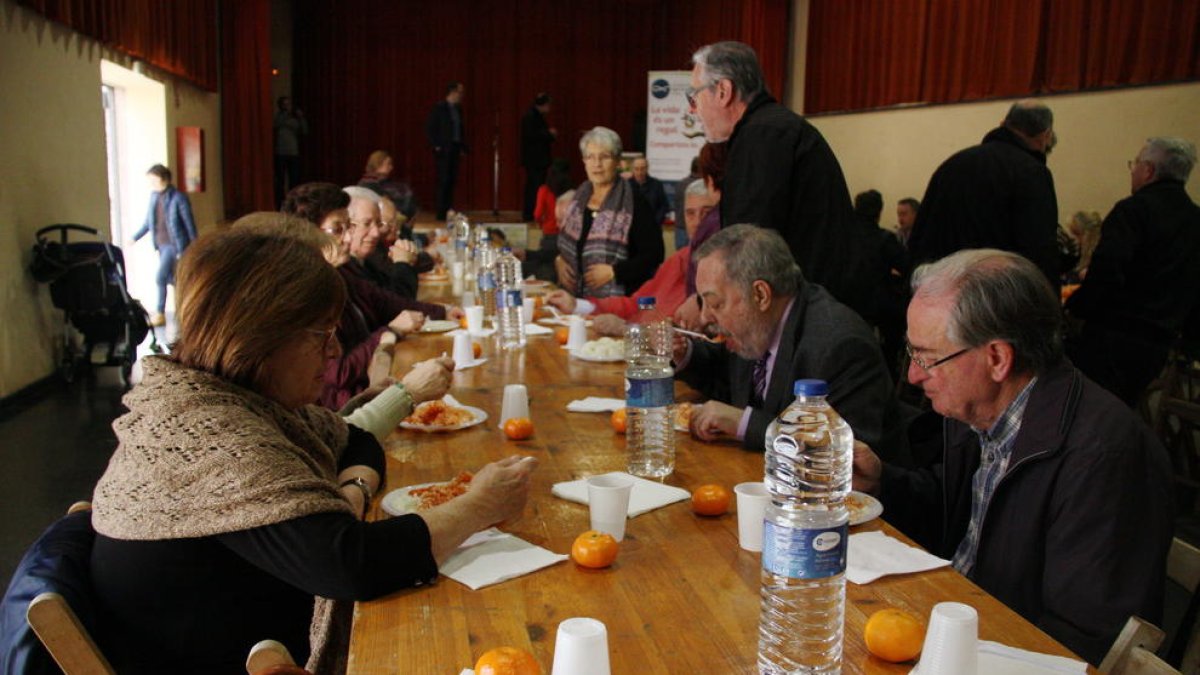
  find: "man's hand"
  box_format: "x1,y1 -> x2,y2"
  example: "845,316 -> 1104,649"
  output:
592,314 -> 625,337
443,305 -> 465,321
388,310 -> 426,336
401,356 -> 454,403
673,294 -> 703,331
690,401 -> 741,441
389,239 -> 417,265
466,455 -> 538,526
671,332 -> 691,367
851,441 -> 883,495
545,289 -> 577,314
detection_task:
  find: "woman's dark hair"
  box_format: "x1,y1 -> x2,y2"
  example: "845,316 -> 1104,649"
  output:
281,182 -> 351,226
698,142 -> 728,189
147,164 -> 172,184
545,159 -> 572,196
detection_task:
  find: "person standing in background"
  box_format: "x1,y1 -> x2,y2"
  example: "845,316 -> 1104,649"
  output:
630,157 -> 670,227
520,92 -> 556,221
273,96 -> 307,207
426,82 -> 467,221
673,156 -> 701,250
132,164 -> 196,327
896,197 -> 919,248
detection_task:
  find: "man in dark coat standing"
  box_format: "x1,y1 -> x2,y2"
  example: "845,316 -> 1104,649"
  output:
426,81 -> 467,221
1065,136 -> 1200,406
908,100 -> 1060,290
687,41 -> 872,323
520,93 -> 556,221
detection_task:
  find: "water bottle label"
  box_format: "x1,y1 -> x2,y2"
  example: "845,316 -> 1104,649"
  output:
624,376 -> 674,408
762,522 -> 847,579
478,272 -> 496,291
496,289 -> 522,309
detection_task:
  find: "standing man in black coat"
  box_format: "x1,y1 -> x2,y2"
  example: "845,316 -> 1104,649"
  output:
1065,136 -> 1200,406
426,81 -> 467,221
908,100 -> 1060,290
520,93 -> 556,221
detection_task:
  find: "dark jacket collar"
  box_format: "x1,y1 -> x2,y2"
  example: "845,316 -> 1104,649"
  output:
982,126 -> 1046,165
761,280 -> 809,412
1004,360 -> 1081,467
729,92 -> 779,142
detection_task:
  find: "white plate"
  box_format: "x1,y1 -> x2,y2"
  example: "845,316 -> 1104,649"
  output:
380,482 -> 436,516
537,316 -> 593,327
398,401 -> 488,432
570,350 -> 624,363
420,319 -> 459,333
848,491 -> 884,526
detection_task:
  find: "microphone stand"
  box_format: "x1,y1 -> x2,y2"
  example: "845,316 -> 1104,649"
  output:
492,110 -> 500,217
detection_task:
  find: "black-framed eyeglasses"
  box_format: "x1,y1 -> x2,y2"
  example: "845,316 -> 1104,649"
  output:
685,81 -> 717,107
906,341 -> 970,373
306,326 -> 338,353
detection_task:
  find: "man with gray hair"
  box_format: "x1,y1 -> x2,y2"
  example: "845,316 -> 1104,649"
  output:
908,100 -> 1060,288
672,224 -> 910,464
688,41 -> 872,321
853,248 -> 1172,665
1066,136 -> 1200,405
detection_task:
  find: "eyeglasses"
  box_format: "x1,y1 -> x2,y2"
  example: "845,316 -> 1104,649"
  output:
685,81 -> 717,107
306,326 -> 338,353
583,152 -> 615,164
906,341 -> 970,373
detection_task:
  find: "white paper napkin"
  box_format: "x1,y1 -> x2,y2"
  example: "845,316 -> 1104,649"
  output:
551,471 -> 691,517
524,323 -> 554,336
566,397 -> 625,413
846,531 -> 950,585
912,641 -> 1087,674
440,528 -> 568,591
453,357 -> 487,371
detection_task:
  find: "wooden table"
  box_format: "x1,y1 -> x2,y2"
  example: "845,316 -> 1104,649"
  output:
348,314 -> 1095,674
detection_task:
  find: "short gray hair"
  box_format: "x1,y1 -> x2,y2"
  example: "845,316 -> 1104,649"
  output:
1142,137 -> 1196,183
694,224 -> 800,298
1003,100 -> 1053,137
579,126 -> 622,157
692,41 -> 766,102
684,179 -> 708,198
912,249 -> 1063,375
342,185 -> 381,204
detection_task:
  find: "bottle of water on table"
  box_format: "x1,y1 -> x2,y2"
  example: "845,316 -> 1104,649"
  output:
495,247 -> 526,350
475,229 -> 497,318
624,297 -> 675,478
759,379 -> 853,674
450,213 -> 471,266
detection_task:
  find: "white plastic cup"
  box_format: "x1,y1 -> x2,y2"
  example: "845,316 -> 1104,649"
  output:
451,332 -> 474,369
917,602 -> 979,675
586,474 -> 633,541
522,297 -> 536,324
734,482 -> 770,552
499,384 -> 530,425
465,306 -> 485,334
451,261 -> 464,295
462,290 -> 476,308
566,315 -> 588,351
551,618 -> 611,675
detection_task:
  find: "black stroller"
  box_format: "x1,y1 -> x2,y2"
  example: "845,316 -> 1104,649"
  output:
30,224 -> 160,386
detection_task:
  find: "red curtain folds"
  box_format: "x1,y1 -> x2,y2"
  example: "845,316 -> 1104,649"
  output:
17,0 -> 218,91
291,0 -> 790,215
219,0 -> 273,219
805,0 -> 1200,114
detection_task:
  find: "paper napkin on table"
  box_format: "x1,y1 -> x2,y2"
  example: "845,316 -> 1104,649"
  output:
524,323 -> 553,336
551,471 -> 691,517
440,528 -> 568,591
911,641 -> 1087,674
846,530 -> 950,585
566,397 -> 625,413
453,357 -> 487,371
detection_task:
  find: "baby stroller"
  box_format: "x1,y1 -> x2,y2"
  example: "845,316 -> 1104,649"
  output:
30,224 -> 160,386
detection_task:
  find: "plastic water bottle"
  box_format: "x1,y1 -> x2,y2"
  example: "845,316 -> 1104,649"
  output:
475,230 -> 497,318
450,213 -> 471,266
758,379 -> 853,674
624,297 -> 675,478
495,247 -> 526,350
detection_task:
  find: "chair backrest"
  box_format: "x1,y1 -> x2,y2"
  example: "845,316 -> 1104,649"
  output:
1166,537 -> 1200,674
25,593 -> 113,674
1124,646 -> 1184,675
1102,616 -> 1168,674
246,639 -> 311,675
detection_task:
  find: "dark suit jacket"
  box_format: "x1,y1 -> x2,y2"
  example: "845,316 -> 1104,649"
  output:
425,100 -> 465,153
519,106 -> 554,169
133,187 -> 196,252
678,281 -> 910,465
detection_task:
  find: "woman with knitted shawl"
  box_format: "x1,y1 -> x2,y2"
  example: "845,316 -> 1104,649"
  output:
89,228 -> 536,673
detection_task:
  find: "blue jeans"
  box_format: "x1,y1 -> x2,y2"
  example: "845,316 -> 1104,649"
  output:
155,244 -> 178,314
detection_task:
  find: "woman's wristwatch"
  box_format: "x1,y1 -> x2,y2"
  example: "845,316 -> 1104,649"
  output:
340,477 -> 373,519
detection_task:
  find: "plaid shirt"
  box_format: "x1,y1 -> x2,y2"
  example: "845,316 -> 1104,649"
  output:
951,377 -> 1038,576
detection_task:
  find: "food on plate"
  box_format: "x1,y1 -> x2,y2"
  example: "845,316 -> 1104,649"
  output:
864,608 -> 925,663
610,408 -> 627,434
847,492 -> 874,523
473,342 -> 483,359
407,471 -> 474,510
576,337 -> 623,360
571,530 -> 619,569
403,399 -> 476,427
474,646 -> 541,675
674,402 -> 694,430
503,417 -> 534,440
691,484 -> 731,516
554,327 -> 569,345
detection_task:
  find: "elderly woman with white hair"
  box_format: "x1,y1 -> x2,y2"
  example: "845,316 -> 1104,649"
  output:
554,126 -> 663,297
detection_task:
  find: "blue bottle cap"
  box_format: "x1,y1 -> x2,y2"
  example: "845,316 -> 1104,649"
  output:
501,246 -> 512,254
637,297 -> 656,308
793,379 -> 829,396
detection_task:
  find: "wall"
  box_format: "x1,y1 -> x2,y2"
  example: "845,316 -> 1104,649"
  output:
0,0 -> 223,397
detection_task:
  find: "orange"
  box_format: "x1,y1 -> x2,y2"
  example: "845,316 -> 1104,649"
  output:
864,608 -> 926,663
533,295 -> 544,310
554,327 -> 569,345
691,484 -> 731,516
473,342 -> 483,359
571,530 -> 619,568
610,408 -> 627,434
503,417 -> 535,441
474,646 -> 541,675
459,316 -> 469,329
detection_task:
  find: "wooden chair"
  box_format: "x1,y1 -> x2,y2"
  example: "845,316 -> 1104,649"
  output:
1100,616 -> 1175,674
25,592 -> 114,674
246,639 -> 312,675
1166,537 -> 1200,674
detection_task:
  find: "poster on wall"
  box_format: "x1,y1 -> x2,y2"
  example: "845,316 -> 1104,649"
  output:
645,71 -> 707,181
176,126 -> 205,193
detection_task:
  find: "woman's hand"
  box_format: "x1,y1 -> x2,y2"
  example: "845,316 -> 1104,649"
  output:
401,356 -> 454,403
443,305 -> 465,321
466,455 -> 538,527
555,255 -> 576,290
583,263 -> 615,290
389,239 -> 417,265
388,310 -> 426,336
545,289 -> 576,314
592,314 -> 626,337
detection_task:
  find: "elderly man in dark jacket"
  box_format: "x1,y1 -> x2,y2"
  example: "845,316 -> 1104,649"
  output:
908,101 -> 1060,290
132,164 -> 196,326
1066,136 -> 1200,406
853,248 -> 1173,666
520,93 -> 556,221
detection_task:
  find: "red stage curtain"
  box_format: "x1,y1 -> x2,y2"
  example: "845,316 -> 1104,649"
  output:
17,0 -> 218,91
805,0 -> 1200,114
219,0 -> 273,219
292,0 -> 790,214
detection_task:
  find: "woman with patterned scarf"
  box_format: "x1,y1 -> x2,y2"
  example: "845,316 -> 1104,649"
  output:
555,126 -> 664,297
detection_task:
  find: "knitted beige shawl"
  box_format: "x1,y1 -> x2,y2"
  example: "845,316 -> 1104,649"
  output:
92,356 -> 354,673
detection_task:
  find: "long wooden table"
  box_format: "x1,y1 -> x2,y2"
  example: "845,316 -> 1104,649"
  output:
349,307 -> 1095,673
